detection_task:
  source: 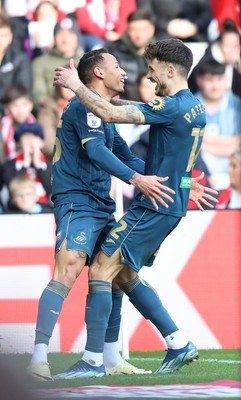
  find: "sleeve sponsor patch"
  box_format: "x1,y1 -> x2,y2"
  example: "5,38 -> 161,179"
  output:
148,97 -> 166,110
87,113 -> 101,128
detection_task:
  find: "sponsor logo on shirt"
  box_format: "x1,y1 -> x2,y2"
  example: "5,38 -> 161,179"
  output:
148,97 -> 166,110
87,113 -> 101,128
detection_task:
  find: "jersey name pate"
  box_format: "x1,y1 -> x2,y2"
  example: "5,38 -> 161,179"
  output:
183,103 -> 205,123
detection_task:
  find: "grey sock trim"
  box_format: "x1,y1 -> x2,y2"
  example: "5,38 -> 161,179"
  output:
120,275 -> 141,295
46,280 -> 70,299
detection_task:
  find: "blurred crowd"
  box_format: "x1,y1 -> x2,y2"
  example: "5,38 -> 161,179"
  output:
0,0 -> 240,213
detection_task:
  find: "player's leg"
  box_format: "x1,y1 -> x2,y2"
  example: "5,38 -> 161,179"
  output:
117,267 -> 198,374
28,204 -> 104,381
28,240 -> 87,381
53,248 -> 124,380
103,278 -> 152,375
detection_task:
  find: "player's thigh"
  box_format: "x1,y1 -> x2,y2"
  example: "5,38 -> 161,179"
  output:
54,203 -> 113,272
102,205 -> 181,272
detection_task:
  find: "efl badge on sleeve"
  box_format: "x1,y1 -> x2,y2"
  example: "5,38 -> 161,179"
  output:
87,113 -> 101,128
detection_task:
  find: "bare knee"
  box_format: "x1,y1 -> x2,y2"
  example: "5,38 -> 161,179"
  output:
115,266 -> 138,286
88,250 -> 123,282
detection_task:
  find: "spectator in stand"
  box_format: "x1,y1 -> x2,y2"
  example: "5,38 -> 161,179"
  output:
106,9 -> 156,99
75,0 -> 137,51
189,19 -> 241,98
136,0 -> 211,42
216,150 -> 241,209
194,58 -> 241,191
37,85 -> 74,159
32,16 -> 84,111
6,174 -> 53,213
0,15 -> 32,118
209,0 -> 241,41
0,84 -> 36,164
27,1 -> 63,59
0,122 -> 52,205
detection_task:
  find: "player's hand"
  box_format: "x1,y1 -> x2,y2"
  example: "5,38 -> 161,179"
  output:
190,172 -> 218,211
130,174 -> 175,210
53,59 -> 81,92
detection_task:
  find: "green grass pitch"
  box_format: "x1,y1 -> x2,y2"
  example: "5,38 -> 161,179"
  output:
7,348 -> 241,389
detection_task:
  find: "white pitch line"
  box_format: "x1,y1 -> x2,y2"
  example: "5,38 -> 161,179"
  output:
130,357 -> 241,364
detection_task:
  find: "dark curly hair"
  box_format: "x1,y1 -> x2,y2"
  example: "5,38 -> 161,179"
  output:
144,39 -> 193,78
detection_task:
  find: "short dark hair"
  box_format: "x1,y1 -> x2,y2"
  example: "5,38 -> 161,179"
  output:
127,9 -> 153,24
220,18 -> 241,41
77,48 -> 109,84
144,39 -> 193,78
3,84 -> 32,104
197,58 -> 226,76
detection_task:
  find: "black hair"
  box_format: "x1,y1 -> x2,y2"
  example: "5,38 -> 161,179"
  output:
77,48 -> 109,84
144,39 -> 193,78
3,84 -> 32,104
197,58 -> 226,76
127,9 -> 153,24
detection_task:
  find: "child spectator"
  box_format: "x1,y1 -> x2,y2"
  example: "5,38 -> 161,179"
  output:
6,174 -> 53,213
194,58 -> 241,190
1,122 -> 52,205
0,15 -> 32,118
0,84 -> 36,163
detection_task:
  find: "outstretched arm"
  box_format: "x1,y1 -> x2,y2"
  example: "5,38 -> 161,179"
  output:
190,172 -> 218,211
53,59 -> 143,124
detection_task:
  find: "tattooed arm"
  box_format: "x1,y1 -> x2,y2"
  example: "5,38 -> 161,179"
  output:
53,59 -> 144,124
110,98 -> 144,106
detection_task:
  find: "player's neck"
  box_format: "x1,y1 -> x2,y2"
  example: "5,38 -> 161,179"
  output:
168,79 -> 188,96
87,84 -> 113,102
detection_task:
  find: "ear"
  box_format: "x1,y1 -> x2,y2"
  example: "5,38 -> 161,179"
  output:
167,64 -> 175,77
93,66 -> 104,79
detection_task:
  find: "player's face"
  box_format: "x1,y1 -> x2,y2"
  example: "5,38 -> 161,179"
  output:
101,53 -> 127,96
146,59 -> 170,97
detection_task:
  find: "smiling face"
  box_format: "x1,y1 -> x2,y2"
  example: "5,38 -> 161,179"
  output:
95,53 -> 127,97
146,58 -> 171,97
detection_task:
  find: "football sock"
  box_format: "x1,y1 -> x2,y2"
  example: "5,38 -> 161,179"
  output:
103,341 -> 122,368
121,276 -> 178,338
165,331 -> 188,349
30,343 -> 48,364
104,288 -> 123,368
35,280 -> 69,345
83,280 -> 112,366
